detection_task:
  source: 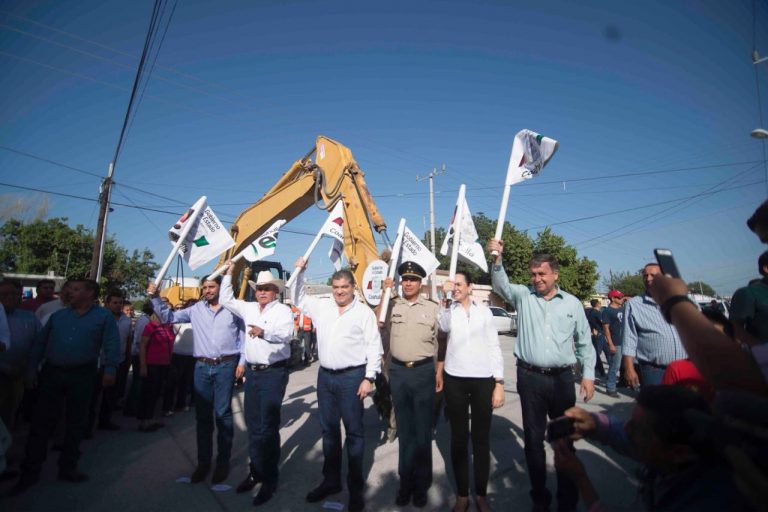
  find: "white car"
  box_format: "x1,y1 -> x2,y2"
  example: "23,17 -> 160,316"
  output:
489,306 -> 517,335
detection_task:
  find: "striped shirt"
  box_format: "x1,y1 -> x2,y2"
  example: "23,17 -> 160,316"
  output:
621,294 -> 686,366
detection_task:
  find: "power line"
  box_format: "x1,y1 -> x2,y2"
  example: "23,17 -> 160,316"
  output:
0,145 -> 102,178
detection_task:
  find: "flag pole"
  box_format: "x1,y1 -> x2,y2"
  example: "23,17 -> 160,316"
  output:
378,218 -> 406,323
153,196 -> 206,287
447,185 -> 466,299
491,138 -> 523,257
208,252 -> 244,280
285,229 -> 324,289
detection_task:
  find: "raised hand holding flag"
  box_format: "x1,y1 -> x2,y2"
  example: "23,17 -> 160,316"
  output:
285,200 -> 346,288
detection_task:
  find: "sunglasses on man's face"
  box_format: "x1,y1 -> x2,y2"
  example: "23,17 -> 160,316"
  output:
255,286 -> 275,292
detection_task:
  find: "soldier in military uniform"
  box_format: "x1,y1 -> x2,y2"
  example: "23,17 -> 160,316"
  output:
378,261 -> 441,508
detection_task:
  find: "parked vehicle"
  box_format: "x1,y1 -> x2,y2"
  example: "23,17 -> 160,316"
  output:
489,306 -> 517,335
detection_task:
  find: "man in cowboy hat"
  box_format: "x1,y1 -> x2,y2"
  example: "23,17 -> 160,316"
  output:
219,262 -> 294,507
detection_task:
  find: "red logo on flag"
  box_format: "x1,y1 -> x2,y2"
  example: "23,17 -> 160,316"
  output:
367,281 -> 373,290
332,217 -> 343,226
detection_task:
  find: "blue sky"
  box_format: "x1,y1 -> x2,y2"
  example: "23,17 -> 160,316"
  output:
1,0 -> 766,295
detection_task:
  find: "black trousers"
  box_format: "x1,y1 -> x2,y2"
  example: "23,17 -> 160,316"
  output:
22,363 -> 97,475
139,365 -> 169,421
443,372 -> 494,497
88,367 -> 116,430
517,364 -> 578,510
389,360 -> 435,493
163,354 -> 195,411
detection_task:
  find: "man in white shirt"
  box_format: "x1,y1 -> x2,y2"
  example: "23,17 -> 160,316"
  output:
290,259 -> 382,512
220,265 -> 293,507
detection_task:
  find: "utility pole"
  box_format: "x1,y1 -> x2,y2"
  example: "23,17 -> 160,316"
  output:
416,164 -> 446,299
89,162 -> 114,282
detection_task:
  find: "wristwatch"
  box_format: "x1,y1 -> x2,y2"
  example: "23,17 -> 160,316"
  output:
495,379 -> 504,385
364,376 -> 375,384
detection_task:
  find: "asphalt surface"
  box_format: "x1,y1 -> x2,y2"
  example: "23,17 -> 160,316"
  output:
2,335 -> 642,511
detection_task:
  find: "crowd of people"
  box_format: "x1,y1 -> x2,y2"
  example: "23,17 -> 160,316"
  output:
0,200 -> 766,511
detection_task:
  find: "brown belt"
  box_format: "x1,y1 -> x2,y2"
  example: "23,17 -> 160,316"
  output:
248,359 -> 288,371
392,357 -> 433,369
196,353 -> 239,365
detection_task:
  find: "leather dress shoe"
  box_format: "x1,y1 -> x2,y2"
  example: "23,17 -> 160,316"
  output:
190,464 -> 211,483
395,487 -> 411,506
211,462 -> 229,484
306,482 -> 342,502
412,490 -> 428,508
58,469 -> 89,483
349,491 -> 365,512
252,484 -> 276,506
236,472 -> 261,493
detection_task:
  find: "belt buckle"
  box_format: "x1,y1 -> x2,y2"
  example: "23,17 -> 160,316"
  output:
211,357 -> 221,364
405,361 -> 415,368
258,364 -> 268,370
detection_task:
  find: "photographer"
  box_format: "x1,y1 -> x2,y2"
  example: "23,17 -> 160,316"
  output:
557,385 -> 751,511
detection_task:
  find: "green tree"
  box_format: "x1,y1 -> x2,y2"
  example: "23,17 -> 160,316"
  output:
687,281 -> 716,296
0,217 -> 159,298
603,270 -> 645,297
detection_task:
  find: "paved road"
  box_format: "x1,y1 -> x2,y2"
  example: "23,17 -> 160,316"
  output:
3,335 -> 642,511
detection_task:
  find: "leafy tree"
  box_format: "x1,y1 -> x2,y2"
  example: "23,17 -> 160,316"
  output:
430,213 -> 598,301
0,217 -> 159,298
603,270 -> 645,297
687,281 -> 716,297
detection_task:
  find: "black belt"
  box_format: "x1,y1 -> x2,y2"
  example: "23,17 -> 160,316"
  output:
392,357 -> 433,369
197,353 -> 239,365
638,360 -> 667,370
45,361 -> 97,371
248,359 -> 288,371
517,359 -> 572,376
320,363 -> 366,374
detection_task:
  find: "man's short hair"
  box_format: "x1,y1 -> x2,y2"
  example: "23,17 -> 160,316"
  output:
636,385 -> 710,445
0,280 -> 22,291
759,251 -> 768,277
202,275 -> 222,286
105,289 -> 124,304
529,254 -> 559,272
36,279 -> 55,289
590,299 -> 600,307
747,199 -> 768,233
141,301 -> 154,316
331,269 -> 355,285
69,278 -> 99,300
643,262 -> 661,273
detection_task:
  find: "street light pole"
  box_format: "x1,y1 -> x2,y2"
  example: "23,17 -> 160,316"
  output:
89,162 -> 114,282
416,164 -> 445,299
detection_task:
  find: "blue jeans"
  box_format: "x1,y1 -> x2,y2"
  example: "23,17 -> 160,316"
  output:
317,366 -> 366,492
606,344 -> 623,393
193,358 -> 237,465
244,365 -> 288,486
638,361 -> 666,386
517,364 -> 578,511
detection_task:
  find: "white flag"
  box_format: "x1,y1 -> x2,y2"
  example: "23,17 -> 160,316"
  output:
168,197 -> 234,270
440,196 -> 488,272
400,226 -> 439,275
328,239 -> 344,271
505,129 -> 559,186
241,219 -> 286,262
319,200 -> 345,243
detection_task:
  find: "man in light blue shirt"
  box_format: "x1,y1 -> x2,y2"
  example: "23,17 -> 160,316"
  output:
488,239 -> 594,512
148,276 -> 245,486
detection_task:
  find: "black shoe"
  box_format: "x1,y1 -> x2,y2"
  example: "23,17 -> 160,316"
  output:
97,422 -> 121,431
306,482 -> 342,503
58,469 -> 89,483
190,464 -> 211,483
349,491 -> 365,512
236,472 -> 261,493
252,484 -> 276,506
395,487 -> 411,506
211,462 -> 229,484
7,474 -> 38,497
605,390 -> 620,398
412,490 -> 428,508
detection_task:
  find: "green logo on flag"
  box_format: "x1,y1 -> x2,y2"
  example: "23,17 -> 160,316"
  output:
193,236 -> 210,247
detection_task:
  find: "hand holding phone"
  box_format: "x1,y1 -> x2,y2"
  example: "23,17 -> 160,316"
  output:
546,416 -> 576,443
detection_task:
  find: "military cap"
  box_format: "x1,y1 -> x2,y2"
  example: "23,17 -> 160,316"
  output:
398,261 -> 426,279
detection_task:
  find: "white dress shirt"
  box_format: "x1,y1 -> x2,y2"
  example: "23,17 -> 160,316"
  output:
290,272 -> 382,379
36,298 -> 66,326
220,275 -> 293,365
438,300 -> 503,380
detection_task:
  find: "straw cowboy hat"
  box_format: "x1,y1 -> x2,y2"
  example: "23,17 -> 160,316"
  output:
247,271 -> 285,293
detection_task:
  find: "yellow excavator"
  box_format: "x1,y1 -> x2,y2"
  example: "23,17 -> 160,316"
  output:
213,135 -> 391,301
